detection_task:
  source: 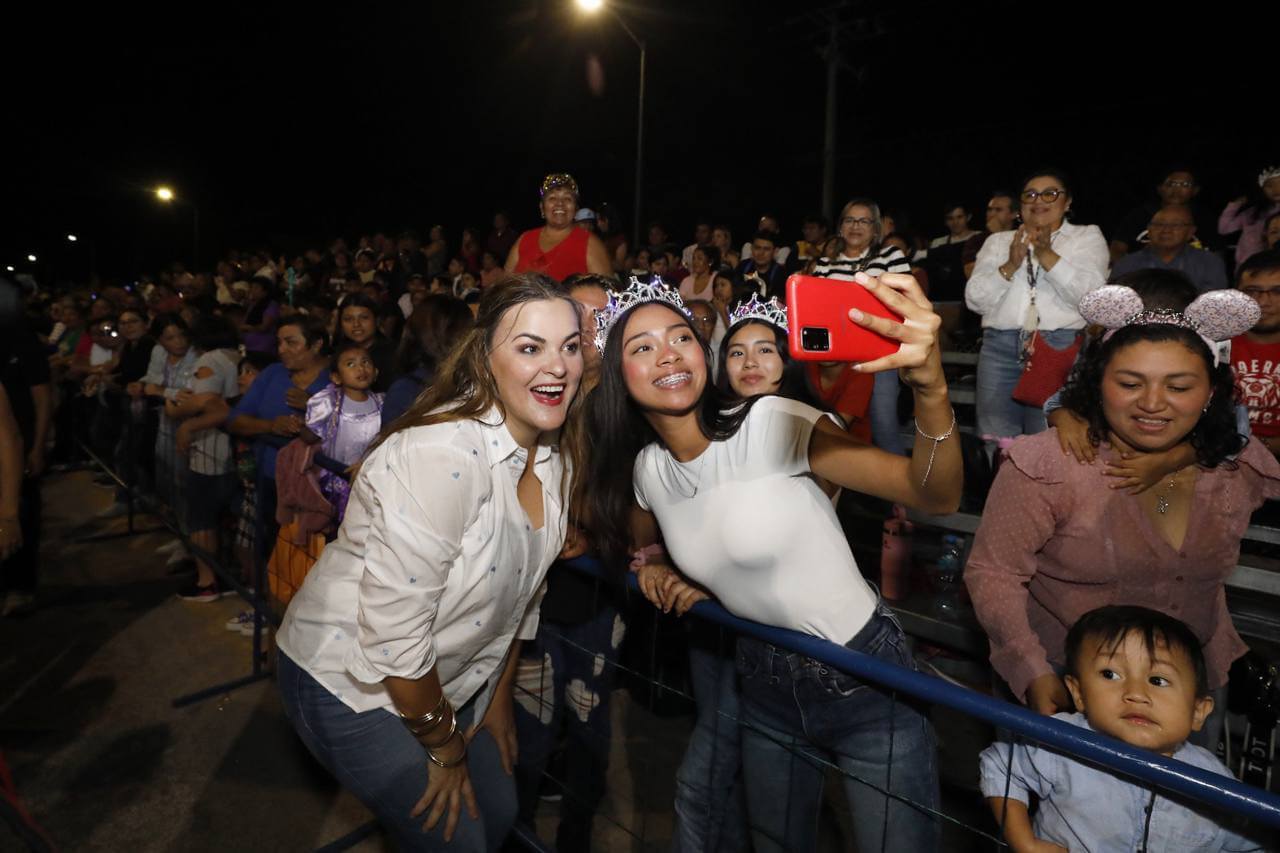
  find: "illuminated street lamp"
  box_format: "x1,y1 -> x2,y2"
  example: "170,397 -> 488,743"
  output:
575,0 -> 646,248
27,254 -> 37,263
5,266 -> 13,272
153,184 -> 200,267
66,233 -> 78,242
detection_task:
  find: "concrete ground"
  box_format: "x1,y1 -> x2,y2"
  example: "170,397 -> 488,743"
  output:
0,471 -> 995,852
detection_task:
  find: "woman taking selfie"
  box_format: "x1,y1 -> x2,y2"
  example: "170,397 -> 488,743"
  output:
965,284 -> 1273,748
588,274 -> 961,852
276,274 -> 586,852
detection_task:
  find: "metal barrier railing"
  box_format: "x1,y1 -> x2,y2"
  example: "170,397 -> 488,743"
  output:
75,392 -> 1280,850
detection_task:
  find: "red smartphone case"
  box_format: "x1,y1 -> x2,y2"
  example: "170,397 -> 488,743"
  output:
785,274 -> 903,362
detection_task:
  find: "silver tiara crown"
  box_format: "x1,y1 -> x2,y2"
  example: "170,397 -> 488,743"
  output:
1259,165 -> 1280,187
729,293 -> 788,332
595,276 -> 690,353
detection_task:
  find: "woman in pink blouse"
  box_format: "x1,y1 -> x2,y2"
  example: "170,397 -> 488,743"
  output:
965,284 -> 1279,748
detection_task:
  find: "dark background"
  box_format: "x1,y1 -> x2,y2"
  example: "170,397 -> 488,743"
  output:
3,1 -> 1273,283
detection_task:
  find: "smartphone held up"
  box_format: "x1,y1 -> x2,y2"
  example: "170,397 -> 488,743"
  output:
785,274 -> 903,363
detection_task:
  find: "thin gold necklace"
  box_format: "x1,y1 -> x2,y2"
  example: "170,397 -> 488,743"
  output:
1155,470 -> 1180,515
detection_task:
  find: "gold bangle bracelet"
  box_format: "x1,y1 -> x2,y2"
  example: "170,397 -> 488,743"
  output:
418,712 -> 459,750
426,731 -> 467,769
398,694 -> 448,735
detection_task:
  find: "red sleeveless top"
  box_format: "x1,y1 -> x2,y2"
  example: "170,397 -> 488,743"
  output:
513,227 -> 590,282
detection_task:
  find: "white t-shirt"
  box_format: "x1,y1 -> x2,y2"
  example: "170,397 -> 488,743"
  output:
633,396 -> 876,643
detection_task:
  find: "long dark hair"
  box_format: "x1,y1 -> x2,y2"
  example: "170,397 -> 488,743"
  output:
586,301 -> 764,567
715,318 -> 829,416
1057,324 -> 1243,469
396,294 -> 474,376
364,273 -> 585,501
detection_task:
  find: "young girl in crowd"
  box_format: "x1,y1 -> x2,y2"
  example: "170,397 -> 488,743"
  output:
302,342 -> 384,520
588,275 -> 961,852
277,274 -> 585,852
333,294 -> 396,392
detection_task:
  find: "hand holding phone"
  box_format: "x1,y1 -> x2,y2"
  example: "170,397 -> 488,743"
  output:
787,273 -> 903,363
787,272 -> 945,391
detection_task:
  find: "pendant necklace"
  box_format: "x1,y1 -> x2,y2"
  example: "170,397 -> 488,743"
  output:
1155,471 -> 1179,515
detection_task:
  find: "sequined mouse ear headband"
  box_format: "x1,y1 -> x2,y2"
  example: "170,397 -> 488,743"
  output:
595,276 -> 690,353
1079,285 -> 1260,366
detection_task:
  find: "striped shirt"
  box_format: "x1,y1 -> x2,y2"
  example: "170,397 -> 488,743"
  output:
811,244 -> 909,280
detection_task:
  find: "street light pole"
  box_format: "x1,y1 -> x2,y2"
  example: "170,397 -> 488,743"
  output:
577,0 -> 647,250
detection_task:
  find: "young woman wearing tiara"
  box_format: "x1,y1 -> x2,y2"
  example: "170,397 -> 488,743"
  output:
588,274 -> 962,851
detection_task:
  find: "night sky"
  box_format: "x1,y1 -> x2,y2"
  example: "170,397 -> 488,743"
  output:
4,1 -> 1272,283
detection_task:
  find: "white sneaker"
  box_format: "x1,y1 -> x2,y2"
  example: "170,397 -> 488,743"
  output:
225,610 -> 254,632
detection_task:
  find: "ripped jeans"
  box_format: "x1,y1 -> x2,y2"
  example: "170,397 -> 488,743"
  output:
512,605 -> 625,852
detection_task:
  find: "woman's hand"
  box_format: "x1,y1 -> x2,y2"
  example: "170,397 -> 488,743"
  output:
1104,446 -> 1191,495
1046,408 -> 1095,463
1026,673 -> 1072,716
1006,226 -> 1031,268
661,576 -> 710,616
1028,225 -> 1060,270
634,561 -> 676,611
469,691 -> 519,775
410,734 -> 479,842
847,272 -> 944,391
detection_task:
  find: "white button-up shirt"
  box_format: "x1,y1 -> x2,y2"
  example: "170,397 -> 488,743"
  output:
964,221 -> 1109,330
277,407 -> 566,720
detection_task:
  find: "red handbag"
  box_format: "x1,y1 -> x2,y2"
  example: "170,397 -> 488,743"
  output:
1011,331 -> 1082,407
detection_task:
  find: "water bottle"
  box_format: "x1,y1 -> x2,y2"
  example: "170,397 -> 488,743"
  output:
933,534 -> 965,617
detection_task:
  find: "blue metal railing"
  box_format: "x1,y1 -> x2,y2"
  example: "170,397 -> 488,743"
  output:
559,555 -> 1280,831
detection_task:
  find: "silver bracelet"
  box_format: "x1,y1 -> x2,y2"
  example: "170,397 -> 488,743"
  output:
914,410 -> 957,487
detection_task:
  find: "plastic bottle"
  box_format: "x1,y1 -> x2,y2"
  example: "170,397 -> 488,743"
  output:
933,534 -> 965,617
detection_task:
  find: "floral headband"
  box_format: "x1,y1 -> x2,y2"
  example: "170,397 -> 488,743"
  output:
1078,285 -> 1260,367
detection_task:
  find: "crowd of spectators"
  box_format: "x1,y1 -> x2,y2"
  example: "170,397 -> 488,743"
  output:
4,161 -> 1280,850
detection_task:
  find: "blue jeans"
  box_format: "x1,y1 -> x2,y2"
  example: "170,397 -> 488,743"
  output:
869,370 -> 905,455
512,607 -> 624,852
277,652 -> 517,852
672,623 -> 749,853
976,328 -> 1079,454
736,606 -> 940,852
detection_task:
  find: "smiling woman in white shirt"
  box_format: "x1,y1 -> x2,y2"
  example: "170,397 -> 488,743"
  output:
276,274 -> 586,852
964,169 -> 1109,455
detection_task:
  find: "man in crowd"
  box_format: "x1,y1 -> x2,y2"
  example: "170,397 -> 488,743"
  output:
1112,206 -> 1228,292
736,231 -> 788,301
794,214 -> 829,270
1110,167 -> 1215,262
962,191 -> 1018,278
487,210 -> 518,262
681,219 -> 712,271
1230,250 -> 1280,455
930,203 -> 979,249
739,213 -> 791,269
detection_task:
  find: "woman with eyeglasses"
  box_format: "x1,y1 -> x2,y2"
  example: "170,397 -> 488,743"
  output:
504,173 -> 615,282
965,168 -> 1109,455
810,198 -> 911,454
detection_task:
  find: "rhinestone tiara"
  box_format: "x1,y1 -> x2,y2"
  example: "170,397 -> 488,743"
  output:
1259,165 -> 1280,187
594,276 -> 691,353
728,293 -> 788,333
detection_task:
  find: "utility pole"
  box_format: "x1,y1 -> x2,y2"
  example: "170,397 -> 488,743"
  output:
821,22 -> 839,222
